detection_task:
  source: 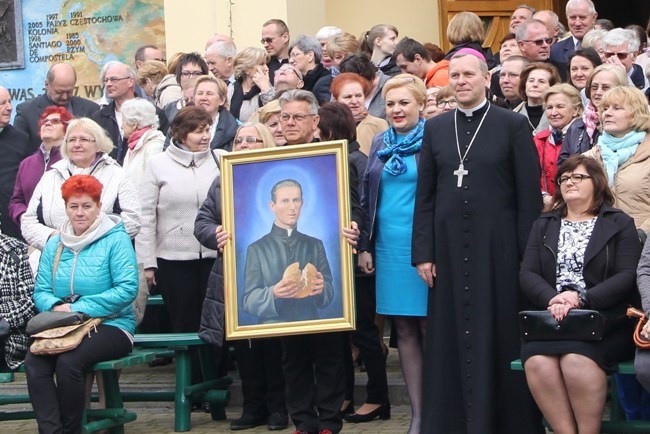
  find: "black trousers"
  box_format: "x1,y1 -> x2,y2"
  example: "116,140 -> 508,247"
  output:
155,258 -> 213,332
234,337 -> 286,416
346,274 -> 389,404
156,257 -> 214,383
281,332 -> 345,434
25,324 -> 132,434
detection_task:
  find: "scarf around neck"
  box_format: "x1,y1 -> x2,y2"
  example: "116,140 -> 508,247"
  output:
127,126 -> 152,150
230,80 -> 261,119
60,213 -> 118,252
377,118 -> 425,175
598,130 -> 646,186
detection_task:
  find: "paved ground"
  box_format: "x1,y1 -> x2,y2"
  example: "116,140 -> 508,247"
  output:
1,349 -> 416,433
1,405 -> 415,433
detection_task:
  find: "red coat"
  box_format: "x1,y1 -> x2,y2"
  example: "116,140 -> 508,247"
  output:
534,129 -> 562,196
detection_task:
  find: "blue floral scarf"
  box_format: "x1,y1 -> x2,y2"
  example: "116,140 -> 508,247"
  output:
377,118 -> 425,176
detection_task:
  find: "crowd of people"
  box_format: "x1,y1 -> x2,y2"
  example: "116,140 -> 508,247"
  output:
3,1 -> 650,433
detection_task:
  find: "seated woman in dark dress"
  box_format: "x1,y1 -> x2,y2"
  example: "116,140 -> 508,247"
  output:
520,154 -> 641,434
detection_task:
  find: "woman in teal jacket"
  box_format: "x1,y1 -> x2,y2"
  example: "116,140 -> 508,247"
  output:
25,174 -> 138,434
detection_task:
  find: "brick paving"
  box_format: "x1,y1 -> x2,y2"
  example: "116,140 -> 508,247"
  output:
1,405 -> 415,433
1,350 -> 416,433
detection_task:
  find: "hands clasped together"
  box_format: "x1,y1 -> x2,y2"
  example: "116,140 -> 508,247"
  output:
547,290 -> 581,321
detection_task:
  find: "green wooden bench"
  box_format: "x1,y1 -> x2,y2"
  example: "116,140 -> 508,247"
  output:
512,359 -> 650,433
0,348 -> 159,434
146,294 -> 164,306
125,333 -> 232,432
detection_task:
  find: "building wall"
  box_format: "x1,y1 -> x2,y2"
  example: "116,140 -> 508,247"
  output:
163,0 -> 441,56
323,0 -> 440,46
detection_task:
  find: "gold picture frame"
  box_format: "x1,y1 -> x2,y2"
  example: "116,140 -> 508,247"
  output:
221,140 -> 355,340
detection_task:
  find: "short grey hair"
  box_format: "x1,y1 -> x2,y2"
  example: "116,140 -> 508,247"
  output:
101,61 -> 136,82
120,98 -> 160,129
315,26 -> 342,41
566,0 -> 596,15
582,28 -> 607,49
99,60 -> 122,84
277,63 -> 303,80
516,19 -> 548,42
603,28 -> 640,52
289,35 -> 322,64
205,40 -> 236,60
62,118 -> 115,158
278,89 -> 319,115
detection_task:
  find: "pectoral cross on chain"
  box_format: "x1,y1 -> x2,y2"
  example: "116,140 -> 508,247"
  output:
454,163 -> 468,187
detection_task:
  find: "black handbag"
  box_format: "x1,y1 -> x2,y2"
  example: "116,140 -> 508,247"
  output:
518,309 -> 606,342
26,311 -> 90,336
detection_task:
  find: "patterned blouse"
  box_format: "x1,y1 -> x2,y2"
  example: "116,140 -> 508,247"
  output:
555,217 -> 598,292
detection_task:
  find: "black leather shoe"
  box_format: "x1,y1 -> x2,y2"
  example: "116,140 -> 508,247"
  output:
267,411 -> 289,430
340,400 -> 354,418
230,413 -> 267,430
343,403 -> 391,423
191,401 -> 210,413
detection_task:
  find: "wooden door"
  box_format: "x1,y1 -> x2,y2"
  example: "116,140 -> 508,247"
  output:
438,0 -> 556,54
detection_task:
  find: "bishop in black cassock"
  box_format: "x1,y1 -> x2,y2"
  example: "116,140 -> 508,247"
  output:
412,51 -> 544,434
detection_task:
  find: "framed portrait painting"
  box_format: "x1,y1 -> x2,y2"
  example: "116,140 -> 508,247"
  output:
221,140 -> 355,340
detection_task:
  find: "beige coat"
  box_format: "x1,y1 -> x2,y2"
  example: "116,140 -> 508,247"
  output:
584,134 -> 650,232
356,115 -> 388,156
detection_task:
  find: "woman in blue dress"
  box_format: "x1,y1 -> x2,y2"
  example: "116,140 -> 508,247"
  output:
358,74 -> 428,434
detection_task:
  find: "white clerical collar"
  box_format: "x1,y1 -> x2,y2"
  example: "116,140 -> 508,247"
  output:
457,98 -> 488,117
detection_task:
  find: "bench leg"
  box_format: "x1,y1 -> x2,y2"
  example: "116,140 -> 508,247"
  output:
175,351 -> 192,432
103,370 -> 126,434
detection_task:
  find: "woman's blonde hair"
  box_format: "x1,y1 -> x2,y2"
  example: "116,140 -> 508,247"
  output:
235,122 -> 276,149
543,83 -> 584,116
258,99 -> 281,124
136,60 -> 168,88
166,52 -> 185,75
62,118 -> 114,158
233,47 -> 269,80
585,64 -> 628,100
381,73 -> 427,105
447,12 -> 485,45
193,75 -> 228,108
598,86 -> 650,133
326,32 -> 360,60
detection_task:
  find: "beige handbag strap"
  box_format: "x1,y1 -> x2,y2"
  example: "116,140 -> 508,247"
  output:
51,242 -> 64,294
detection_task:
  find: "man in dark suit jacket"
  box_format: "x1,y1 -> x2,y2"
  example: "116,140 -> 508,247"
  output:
13,63 -> 99,154
0,87 -> 30,239
90,61 -> 169,165
550,0 -> 598,77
